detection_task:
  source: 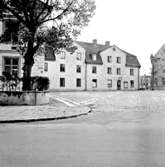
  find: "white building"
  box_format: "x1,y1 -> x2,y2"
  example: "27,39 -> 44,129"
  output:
0,18 -> 141,91
44,40 -> 141,91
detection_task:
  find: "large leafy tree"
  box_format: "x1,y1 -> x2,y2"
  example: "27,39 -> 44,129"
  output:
0,0 -> 96,90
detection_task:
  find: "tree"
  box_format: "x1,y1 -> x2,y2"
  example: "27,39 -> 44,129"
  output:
0,0 -> 96,90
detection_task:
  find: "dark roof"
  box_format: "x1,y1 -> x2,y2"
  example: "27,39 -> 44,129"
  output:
76,41 -> 110,53
45,46 -> 56,61
125,54 -> 141,68
77,41 -> 140,68
85,52 -> 103,65
76,41 -> 110,65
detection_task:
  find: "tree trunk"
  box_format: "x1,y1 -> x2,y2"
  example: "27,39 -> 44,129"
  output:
22,37 -> 35,91
22,64 -> 33,91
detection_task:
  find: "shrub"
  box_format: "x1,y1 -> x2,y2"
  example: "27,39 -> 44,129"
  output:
31,76 -> 49,91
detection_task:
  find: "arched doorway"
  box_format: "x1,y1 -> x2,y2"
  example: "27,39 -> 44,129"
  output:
117,80 -> 121,90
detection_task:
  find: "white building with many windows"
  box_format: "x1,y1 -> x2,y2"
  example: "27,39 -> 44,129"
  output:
0,39 -> 141,91
0,9 -> 141,91
44,39 -> 141,91
0,17 -> 141,91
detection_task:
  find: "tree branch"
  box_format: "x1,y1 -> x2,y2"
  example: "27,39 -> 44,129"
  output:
35,0 -> 50,22
3,3 -> 29,29
40,1 -> 74,25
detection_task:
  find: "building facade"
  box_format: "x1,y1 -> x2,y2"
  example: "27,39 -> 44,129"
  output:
44,40 -> 141,91
151,44 -> 165,90
0,18 -> 141,91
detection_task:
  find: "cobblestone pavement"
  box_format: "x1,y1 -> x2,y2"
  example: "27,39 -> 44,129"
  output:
50,90 -> 165,127
0,97 -> 90,122
1,90 -> 165,123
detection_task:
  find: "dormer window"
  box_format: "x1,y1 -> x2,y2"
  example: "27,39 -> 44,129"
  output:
92,54 -> 97,61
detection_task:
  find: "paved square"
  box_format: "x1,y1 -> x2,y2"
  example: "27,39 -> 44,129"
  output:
1,90 -> 165,167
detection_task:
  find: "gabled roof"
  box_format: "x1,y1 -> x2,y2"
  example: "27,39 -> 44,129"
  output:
114,46 -> 140,68
76,41 -> 110,54
155,44 -> 165,58
76,41 -> 110,65
77,41 -> 140,68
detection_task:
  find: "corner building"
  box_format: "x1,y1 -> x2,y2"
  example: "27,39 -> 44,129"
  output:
0,11 -> 140,91
45,40 -> 141,91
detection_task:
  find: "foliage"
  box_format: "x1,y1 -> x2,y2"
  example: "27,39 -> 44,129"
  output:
31,76 -> 49,91
0,0 -> 96,90
0,72 -> 22,91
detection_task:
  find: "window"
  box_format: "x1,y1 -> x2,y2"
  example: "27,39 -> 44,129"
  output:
92,66 -> 97,73
60,64 -> 65,72
107,56 -> 112,63
60,51 -> 66,59
124,81 -> 128,88
76,65 -> 81,73
107,79 -> 112,88
76,78 -> 81,87
117,57 -> 121,63
60,78 -> 65,87
130,80 -> 134,88
107,67 -> 112,74
162,69 -> 165,73
92,54 -> 97,61
92,79 -> 97,88
44,62 -> 48,72
117,68 -> 121,75
162,78 -> 165,85
4,57 -> 19,77
130,69 -> 134,75
76,52 -> 82,60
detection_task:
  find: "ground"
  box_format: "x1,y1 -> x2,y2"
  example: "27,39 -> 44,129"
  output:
1,90 -> 165,167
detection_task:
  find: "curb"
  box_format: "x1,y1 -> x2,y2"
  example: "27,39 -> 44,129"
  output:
0,109 -> 92,124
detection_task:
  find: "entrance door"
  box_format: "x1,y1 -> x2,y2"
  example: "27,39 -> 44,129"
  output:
117,80 -> 121,90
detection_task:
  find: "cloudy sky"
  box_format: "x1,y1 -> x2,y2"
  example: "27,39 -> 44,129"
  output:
78,0 -> 165,75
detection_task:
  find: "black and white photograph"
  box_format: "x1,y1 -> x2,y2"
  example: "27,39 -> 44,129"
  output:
0,0 -> 165,166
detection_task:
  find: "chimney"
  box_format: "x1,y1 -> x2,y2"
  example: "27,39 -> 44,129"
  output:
92,39 -> 97,45
105,41 -> 110,46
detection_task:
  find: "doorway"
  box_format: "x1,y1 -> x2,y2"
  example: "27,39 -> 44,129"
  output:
117,80 -> 121,90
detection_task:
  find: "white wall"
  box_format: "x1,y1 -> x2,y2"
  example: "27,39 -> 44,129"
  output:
44,43 -> 86,91
100,45 -> 139,90
0,43 -> 140,91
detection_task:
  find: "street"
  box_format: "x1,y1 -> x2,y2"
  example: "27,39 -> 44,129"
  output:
1,90 -> 165,167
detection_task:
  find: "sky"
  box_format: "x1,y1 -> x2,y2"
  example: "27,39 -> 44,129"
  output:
78,0 -> 165,75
